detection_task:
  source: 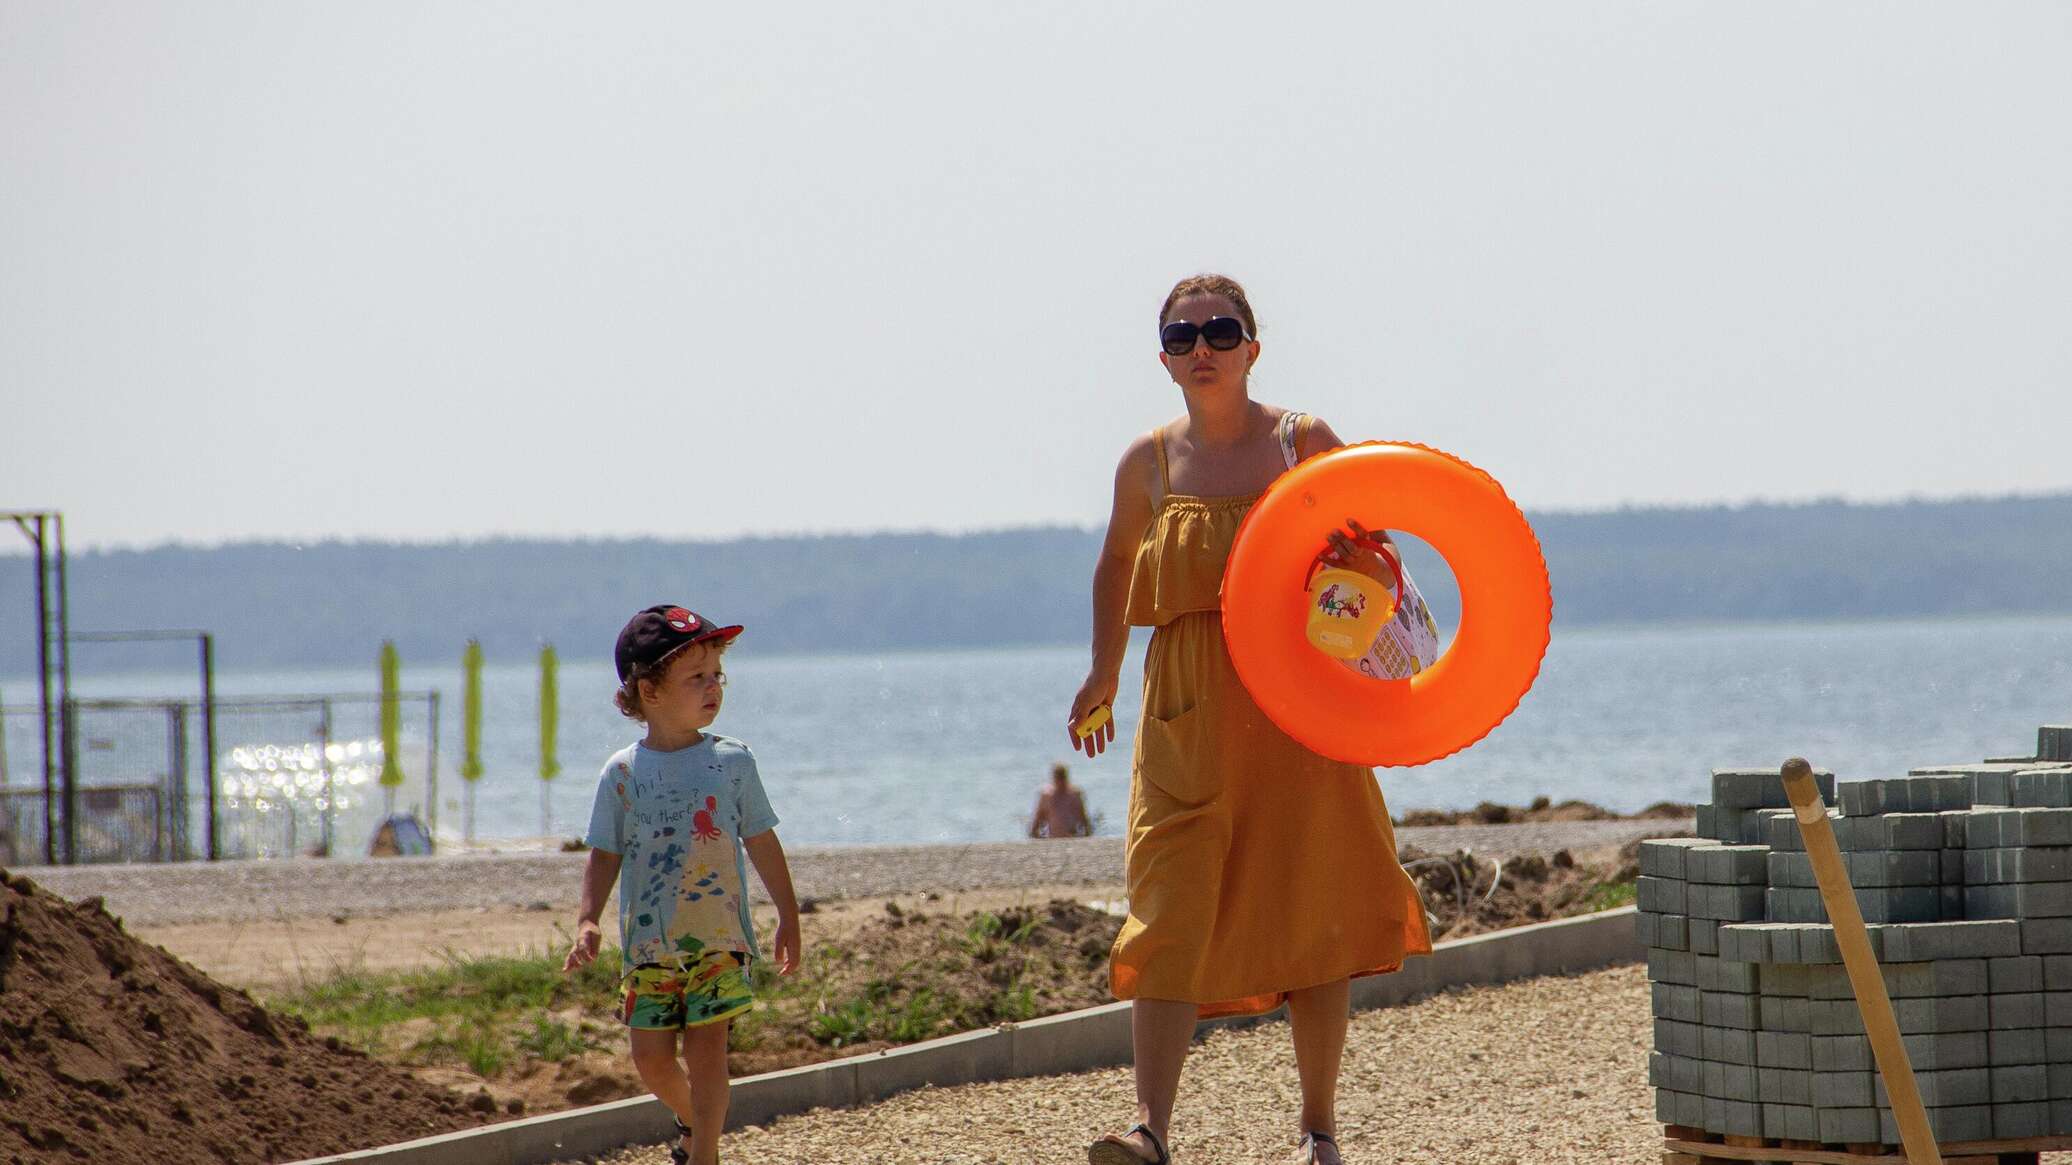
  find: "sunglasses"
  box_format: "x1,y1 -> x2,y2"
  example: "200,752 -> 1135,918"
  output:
1160,316 -> 1252,356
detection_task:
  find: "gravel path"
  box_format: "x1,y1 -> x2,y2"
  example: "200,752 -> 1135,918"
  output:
6,819 -> 1685,927
582,963 -> 1658,1165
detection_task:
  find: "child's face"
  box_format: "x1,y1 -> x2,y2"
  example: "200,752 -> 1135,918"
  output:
641,642 -> 727,732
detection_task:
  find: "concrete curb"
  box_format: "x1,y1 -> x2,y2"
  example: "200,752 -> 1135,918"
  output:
288,906 -> 1641,1165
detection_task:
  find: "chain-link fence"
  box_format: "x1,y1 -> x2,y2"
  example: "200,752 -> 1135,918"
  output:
211,693 -> 440,860
2,699 -> 182,864
1,701 -> 42,866
0,692 -> 439,865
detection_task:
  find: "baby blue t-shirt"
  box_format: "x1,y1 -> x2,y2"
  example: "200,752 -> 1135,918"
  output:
583,734 -> 780,972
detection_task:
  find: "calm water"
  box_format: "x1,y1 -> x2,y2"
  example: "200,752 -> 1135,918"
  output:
10,615 -> 2072,850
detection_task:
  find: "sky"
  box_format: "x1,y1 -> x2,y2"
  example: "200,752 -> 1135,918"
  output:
3,3 -> 2069,551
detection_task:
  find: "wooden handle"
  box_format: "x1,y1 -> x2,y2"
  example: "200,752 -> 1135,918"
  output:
1780,757 -> 1943,1164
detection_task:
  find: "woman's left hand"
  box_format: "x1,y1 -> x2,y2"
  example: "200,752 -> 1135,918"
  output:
1324,519 -> 1399,590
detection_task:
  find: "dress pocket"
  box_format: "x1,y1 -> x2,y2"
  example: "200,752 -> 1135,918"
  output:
1134,702 -> 1221,808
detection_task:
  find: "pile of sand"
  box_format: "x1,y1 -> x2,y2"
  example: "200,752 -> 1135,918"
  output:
0,868 -> 495,1164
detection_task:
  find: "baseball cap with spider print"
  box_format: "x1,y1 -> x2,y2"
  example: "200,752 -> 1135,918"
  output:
613,605 -> 743,682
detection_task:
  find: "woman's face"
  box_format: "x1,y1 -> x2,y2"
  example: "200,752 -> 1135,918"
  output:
1158,293 -> 1259,394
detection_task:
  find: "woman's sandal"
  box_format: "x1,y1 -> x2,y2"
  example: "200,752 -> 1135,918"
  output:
1297,1130 -> 1339,1164
1088,1122 -> 1170,1165
668,1116 -> 694,1165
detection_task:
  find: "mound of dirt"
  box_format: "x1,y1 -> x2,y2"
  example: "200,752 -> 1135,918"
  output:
1395,796 -> 1695,826
1399,846 -> 1638,940
723,898 -> 1125,1077
0,869 -> 494,1164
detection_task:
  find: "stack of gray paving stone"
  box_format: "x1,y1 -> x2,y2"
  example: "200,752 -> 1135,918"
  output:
1642,750 -> 2072,1147
2040,726 -> 2072,764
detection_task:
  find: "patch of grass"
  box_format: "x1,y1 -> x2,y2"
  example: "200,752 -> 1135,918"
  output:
961,909 -> 1040,952
962,912 -> 1004,961
419,1020 -> 511,1076
886,989 -> 950,1041
993,982 -> 1040,1023
516,1016 -> 586,1062
805,982 -> 952,1045
1581,881 -> 1637,912
267,901 -> 1128,1083
807,998 -> 873,1047
270,945 -> 622,1059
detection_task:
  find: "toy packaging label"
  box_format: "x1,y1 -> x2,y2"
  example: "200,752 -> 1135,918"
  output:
1306,567 -> 1394,658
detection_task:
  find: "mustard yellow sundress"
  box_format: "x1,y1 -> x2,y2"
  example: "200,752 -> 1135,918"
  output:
1109,413 -> 1433,1019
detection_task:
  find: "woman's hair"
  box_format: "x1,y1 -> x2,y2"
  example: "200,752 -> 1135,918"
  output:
612,640 -> 729,723
1159,273 -> 1260,337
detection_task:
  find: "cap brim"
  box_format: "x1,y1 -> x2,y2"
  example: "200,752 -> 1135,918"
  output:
645,625 -> 745,675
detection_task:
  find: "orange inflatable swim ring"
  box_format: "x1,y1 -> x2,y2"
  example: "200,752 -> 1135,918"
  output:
1222,441 -> 1552,767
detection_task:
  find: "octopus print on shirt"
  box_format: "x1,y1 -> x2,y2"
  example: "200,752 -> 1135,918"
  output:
584,734 -> 780,972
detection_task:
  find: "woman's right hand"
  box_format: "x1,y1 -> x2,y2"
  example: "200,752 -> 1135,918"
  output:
1068,671 -> 1119,757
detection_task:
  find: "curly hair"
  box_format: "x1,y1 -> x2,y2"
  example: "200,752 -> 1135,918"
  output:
612,640 -> 729,723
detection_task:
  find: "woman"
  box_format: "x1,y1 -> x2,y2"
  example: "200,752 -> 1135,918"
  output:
1068,274 -> 1433,1165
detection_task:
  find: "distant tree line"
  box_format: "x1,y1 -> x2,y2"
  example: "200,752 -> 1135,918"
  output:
2,493 -> 2068,674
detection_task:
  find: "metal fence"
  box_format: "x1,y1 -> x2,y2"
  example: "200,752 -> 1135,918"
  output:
0,691 -> 439,866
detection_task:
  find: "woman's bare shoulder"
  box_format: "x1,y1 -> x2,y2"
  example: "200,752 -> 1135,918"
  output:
1112,430 -> 1161,496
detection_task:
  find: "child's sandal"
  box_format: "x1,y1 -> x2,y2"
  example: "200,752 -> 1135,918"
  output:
1088,1122 -> 1169,1165
668,1116 -> 694,1165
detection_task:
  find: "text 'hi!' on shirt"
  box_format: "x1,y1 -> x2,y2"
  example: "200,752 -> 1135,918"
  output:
584,734 -> 780,972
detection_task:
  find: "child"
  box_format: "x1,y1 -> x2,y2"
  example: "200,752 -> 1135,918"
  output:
563,604 -> 801,1165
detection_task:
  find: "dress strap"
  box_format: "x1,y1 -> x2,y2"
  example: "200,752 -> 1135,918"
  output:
1152,426 -> 1173,497
1277,411 -> 1312,469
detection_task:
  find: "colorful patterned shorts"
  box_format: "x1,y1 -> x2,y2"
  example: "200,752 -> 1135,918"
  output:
619,950 -> 754,1030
